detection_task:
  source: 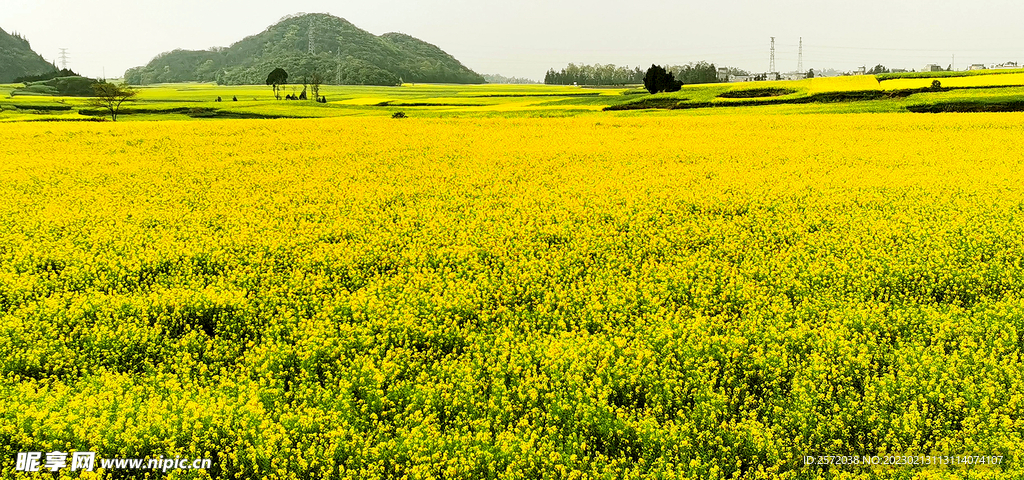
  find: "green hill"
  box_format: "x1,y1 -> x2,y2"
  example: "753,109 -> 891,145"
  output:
124,13 -> 484,86
0,28 -> 58,83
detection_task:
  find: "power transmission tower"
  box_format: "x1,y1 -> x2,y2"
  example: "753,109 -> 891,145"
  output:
308,18 -> 316,55
769,37 -> 776,73
798,37 -> 803,73
58,48 -> 69,70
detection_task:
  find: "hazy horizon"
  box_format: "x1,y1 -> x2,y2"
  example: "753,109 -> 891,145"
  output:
4,0 -> 1022,81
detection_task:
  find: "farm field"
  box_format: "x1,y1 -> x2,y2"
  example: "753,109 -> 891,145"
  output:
0,82 -> 627,122
3,108 -> 1024,479
4,68 -> 1024,122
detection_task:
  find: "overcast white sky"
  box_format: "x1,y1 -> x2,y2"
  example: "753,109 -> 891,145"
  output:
3,0 -> 1022,80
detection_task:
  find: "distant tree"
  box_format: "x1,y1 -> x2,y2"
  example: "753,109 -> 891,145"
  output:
88,82 -> 138,121
13,68 -> 80,84
668,62 -> 718,84
482,73 -> 541,84
868,64 -> 890,75
266,67 -> 288,100
931,80 -> 942,90
721,67 -> 750,77
807,69 -> 815,79
299,86 -> 307,100
643,65 -> 661,93
309,71 -> 323,102
216,96 -> 222,102
544,63 -> 649,86
643,65 -> 682,94
232,96 -> 238,101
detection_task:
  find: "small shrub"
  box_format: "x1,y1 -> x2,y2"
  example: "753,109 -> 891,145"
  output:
931,80 -> 942,90
392,111 -> 407,119
643,65 -> 682,94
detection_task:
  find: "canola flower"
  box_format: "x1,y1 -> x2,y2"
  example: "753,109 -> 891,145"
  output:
1,114 -> 1024,479
880,72 -> 1024,90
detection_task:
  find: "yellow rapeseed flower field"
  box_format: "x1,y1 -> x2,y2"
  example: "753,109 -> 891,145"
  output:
2,113 -> 1023,479
880,72 -> 1024,90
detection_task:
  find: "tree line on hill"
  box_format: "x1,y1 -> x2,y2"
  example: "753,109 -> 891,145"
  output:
544,62 -> 724,86
9,67 -> 99,97
13,68 -> 81,83
482,73 -> 540,84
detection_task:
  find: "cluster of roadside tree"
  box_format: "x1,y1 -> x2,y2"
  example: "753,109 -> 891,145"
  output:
544,64 -> 645,86
665,62 -> 720,84
545,61 -> 727,86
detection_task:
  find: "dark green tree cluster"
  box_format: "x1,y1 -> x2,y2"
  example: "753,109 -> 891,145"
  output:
643,65 -> 682,94
124,49 -> 222,84
266,68 -> 288,99
483,73 -> 540,84
334,58 -> 401,86
666,61 -> 719,84
868,64 -> 890,75
13,68 -> 80,83
12,75 -> 98,97
544,64 -> 645,86
545,61 -> 724,88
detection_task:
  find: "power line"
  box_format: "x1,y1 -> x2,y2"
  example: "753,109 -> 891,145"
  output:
790,44 -> 1003,53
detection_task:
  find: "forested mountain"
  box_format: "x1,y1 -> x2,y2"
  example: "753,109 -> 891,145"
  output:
124,13 -> 484,86
0,27 -> 58,83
